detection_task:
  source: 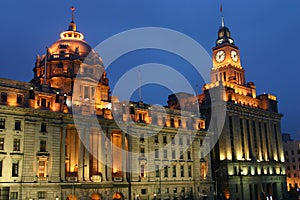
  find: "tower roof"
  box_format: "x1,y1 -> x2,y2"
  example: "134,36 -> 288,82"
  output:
215,11 -> 235,47
48,7 -> 92,59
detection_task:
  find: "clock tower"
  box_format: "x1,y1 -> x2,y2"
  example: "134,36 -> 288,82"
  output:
211,16 -> 245,85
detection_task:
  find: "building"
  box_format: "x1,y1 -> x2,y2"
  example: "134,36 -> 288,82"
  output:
0,8 -> 214,200
202,16 -> 286,200
282,133 -> 300,192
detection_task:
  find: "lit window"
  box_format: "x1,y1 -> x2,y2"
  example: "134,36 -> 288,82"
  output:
13,139 -> 20,151
38,161 -> 46,177
12,160 -> 19,177
140,164 -> 145,178
15,120 -> 21,131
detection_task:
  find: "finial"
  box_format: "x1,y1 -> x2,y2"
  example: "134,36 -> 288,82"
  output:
71,6 -> 75,22
220,4 -> 225,27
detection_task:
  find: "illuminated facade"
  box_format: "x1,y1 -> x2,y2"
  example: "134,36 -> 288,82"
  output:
0,9 -> 214,200
202,18 -> 286,199
282,133 -> 300,191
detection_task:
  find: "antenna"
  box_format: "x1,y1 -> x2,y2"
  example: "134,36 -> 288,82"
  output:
138,70 -> 142,102
44,47 -> 48,85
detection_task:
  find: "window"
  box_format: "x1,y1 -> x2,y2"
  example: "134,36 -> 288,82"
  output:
285,151 -> 288,155
1,92 -> 7,103
187,138 -> 190,146
163,136 -> 167,144
187,151 -> 191,160
140,164 -> 145,178
41,123 -> 47,132
15,120 -> 21,131
38,161 -> 46,177
164,167 -> 168,177
140,148 -> 145,157
179,137 -> 183,145
140,134 -> 144,142
12,160 -> 19,177
40,140 -> 46,152
188,166 -> 192,177
180,166 -> 184,177
10,192 -> 18,200
171,136 -> 175,145
298,150 -> 300,154
0,160 -> 2,177
155,165 -> 159,177
173,187 -> 177,193
84,86 -> 89,98
0,138 -> 4,150
0,118 -> 5,129
16,94 -> 23,104
141,189 -> 147,195
154,135 -> 159,143
155,149 -> 159,159
172,150 -> 176,159
172,166 -> 176,177
180,151 -> 184,160
163,150 -> 168,159
170,118 -> 175,127
37,191 -> 46,199
292,150 -> 294,155
41,98 -> 47,107
13,139 -> 20,151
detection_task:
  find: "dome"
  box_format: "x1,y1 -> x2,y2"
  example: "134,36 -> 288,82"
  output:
48,8 -> 93,59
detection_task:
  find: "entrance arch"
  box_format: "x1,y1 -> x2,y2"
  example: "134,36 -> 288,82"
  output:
66,194 -> 77,200
91,193 -> 101,200
112,192 -> 124,200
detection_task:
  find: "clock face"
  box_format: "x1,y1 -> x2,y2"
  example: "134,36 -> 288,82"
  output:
216,50 -> 225,63
230,50 -> 239,62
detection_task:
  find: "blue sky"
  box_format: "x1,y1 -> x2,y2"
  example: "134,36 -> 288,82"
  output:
0,1 -> 299,139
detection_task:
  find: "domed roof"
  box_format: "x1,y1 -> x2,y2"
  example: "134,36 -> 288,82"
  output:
48,7 -> 93,59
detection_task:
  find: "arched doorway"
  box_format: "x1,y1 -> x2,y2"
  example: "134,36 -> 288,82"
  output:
112,192 -> 124,200
91,193 -> 101,200
66,194 -> 77,200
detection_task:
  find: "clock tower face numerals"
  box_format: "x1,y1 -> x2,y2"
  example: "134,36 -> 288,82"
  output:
230,50 -> 239,62
215,50 -> 225,63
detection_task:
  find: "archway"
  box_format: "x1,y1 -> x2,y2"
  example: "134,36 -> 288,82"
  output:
91,193 -> 101,200
66,194 -> 78,200
112,192 -> 124,200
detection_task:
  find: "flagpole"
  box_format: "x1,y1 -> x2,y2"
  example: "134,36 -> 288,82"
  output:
44,47 -> 48,85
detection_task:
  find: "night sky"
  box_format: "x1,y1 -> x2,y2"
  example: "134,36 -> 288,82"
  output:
0,1 -> 299,139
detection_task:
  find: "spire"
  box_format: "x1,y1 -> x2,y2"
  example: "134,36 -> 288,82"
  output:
68,6 -> 77,31
71,6 -> 75,22
220,4 -> 225,27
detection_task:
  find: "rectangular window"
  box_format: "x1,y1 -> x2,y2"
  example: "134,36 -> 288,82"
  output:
163,136 -> 167,144
187,151 -> 191,160
13,139 -> 20,151
141,189 -> 147,195
10,192 -> 18,200
140,164 -> 145,178
154,135 -> 159,143
173,187 -> 177,193
15,120 -> 21,131
0,160 -> 2,177
0,118 -> 5,129
171,136 -> 175,145
12,160 -> 19,177
179,137 -> 183,145
155,149 -> 159,159
41,98 -> 47,107
164,166 -> 168,177
140,148 -> 145,157
172,150 -> 176,159
84,86 -> 89,98
163,150 -> 168,159
180,151 -> 184,160
0,138 -> 4,150
155,165 -> 159,177
41,122 -> 47,132
180,166 -> 184,177
16,94 -> 23,105
140,134 -> 145,142
187,138 -> 190,146
38,161 -> 46,177
40,140 -> 46,152
172,166 -> 176,177
1,92 -> 7,103
37,191 -> 46,199
188,166 -> 192,177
